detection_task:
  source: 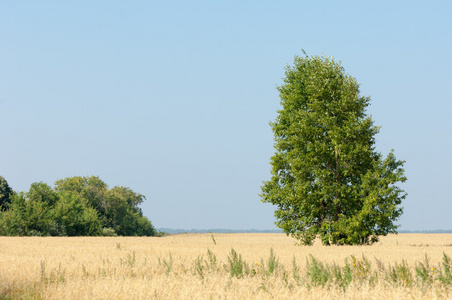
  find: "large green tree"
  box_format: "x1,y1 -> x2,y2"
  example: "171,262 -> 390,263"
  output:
261,53 -> 407,245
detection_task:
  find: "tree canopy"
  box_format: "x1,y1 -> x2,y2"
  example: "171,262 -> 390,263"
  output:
261,53 -> 406,245
0,175 -> 156,237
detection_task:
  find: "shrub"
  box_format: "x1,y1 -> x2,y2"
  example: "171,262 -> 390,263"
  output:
102,227 -> 118,237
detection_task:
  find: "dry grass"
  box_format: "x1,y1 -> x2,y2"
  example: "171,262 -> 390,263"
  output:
1,233 -> 452,299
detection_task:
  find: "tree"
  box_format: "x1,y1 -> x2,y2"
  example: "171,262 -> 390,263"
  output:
52,192 -> 102,236
22,183 -> 60,236
54,176 -> 107,213
0,193 -> 27,236
54,176 -> 156,236
261,53 -> 407,245
104,186 -> 155,236
0,176 -> 13,211
27,182 -> 59,207
23,195 -> 51,236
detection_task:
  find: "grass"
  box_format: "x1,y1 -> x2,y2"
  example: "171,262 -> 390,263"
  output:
1,234 -> 452,299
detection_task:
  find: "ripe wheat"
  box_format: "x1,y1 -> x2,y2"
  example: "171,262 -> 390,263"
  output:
0,233 -> 451,299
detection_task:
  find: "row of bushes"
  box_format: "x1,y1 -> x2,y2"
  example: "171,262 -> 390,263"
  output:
0,175 -> 157,236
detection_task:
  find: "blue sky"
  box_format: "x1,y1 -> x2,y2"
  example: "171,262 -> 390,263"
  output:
1,1 -> 451,230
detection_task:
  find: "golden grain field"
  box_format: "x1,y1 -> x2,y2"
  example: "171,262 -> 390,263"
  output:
1,233 -> 452,299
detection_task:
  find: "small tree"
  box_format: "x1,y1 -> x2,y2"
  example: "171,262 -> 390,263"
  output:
0,193 -> 28,236
52,192 -> 102,236
0,176 -> 13,211
261,53 -> 406,245
54,176 -> 108,214
27,182 -> 59,207
105,186 -> 155,236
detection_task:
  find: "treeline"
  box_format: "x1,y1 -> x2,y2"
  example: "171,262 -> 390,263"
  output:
0,175 -> 156,236
158,228 -> 284,234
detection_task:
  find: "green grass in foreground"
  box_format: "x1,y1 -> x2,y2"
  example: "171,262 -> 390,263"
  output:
164,248 -> 452,290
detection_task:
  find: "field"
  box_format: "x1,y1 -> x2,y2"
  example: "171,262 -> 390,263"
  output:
1,233 -> 452,299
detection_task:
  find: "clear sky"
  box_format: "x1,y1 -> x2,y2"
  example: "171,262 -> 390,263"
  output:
1,1 -> 451,231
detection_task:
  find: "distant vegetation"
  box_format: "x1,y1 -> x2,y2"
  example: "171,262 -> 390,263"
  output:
399,230 -> 452,234
0,175 -> 156,236
157,228 -> 284,234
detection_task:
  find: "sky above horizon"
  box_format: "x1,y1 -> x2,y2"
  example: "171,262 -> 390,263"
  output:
1,1 -> 451,231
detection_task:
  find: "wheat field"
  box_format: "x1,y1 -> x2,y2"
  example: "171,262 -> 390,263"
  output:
1,233 -> 452,299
